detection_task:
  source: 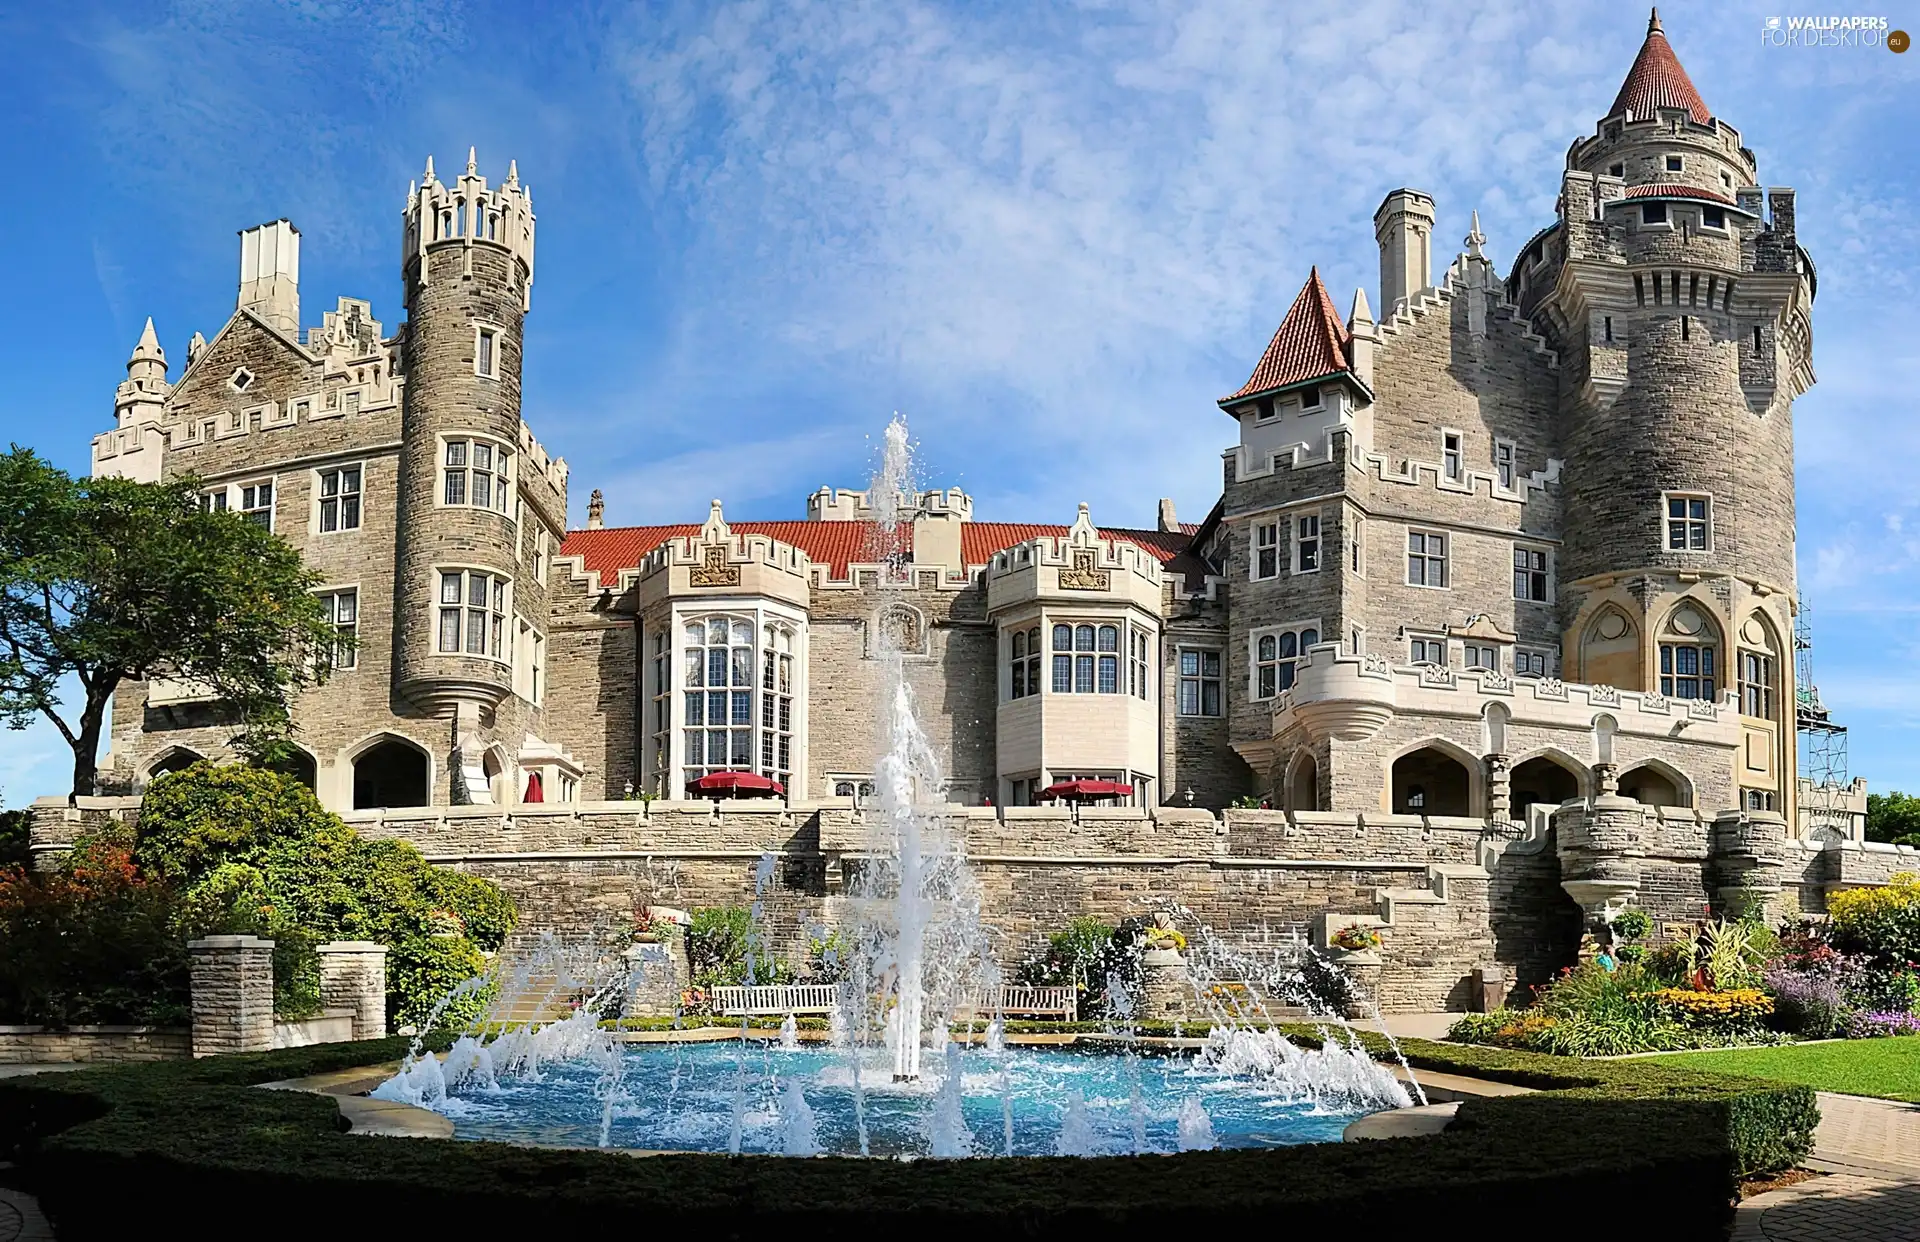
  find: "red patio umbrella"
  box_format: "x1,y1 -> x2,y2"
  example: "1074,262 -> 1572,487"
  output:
524,771 -> 544,802
1035,779 -> 1134,804
686,771 -> 786,799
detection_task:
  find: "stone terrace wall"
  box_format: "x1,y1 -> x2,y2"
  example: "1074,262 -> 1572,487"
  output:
0,1026 -> 190,1065
35,795 -> 1916,1013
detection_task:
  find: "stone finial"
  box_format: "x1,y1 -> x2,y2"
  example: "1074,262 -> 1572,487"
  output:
700,498 -> 731,544
423,153 -> 436,183
586,488 -> 605,530
1157,497 -> 1178,533
1349,285 -> 1373,329
1069,502 -> 1097,543
187,331 -> 207,363
467,145 -> 478,175
506,159 -> 519,186
1648,7 -> 1662,34
1465,210 -> 1487,260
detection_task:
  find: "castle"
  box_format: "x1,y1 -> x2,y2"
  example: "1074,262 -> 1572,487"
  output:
56,14 -> 1908,1002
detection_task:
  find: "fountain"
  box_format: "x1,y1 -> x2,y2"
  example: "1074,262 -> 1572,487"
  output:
374,415 -> 1414,1157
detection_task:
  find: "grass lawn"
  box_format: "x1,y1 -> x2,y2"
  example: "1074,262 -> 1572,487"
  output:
1664,1037 -> 1920,1103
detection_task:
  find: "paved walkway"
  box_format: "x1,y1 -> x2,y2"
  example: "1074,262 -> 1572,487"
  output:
1735,1093 -> 1920,1240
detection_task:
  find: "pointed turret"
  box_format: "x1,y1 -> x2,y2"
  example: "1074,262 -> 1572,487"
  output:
1220,267 -> 1355,406
1609,8 -> 1710,124
423,154 -> 437,184
114,317 -> 171,433
127,317 -> 165,376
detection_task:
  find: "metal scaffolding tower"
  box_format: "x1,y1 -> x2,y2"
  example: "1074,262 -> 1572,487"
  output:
1795,599 -> 1855,838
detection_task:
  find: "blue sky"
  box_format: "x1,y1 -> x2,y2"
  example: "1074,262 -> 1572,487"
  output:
0,1 -> 1915,804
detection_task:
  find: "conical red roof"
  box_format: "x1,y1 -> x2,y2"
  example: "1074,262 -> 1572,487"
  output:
1222,267 -> 1352,403
1609,10 -> 1710,124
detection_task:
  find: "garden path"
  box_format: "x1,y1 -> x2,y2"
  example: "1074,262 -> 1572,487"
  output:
1734,1093 -> 1920,1241
0,1184 -> 54,1242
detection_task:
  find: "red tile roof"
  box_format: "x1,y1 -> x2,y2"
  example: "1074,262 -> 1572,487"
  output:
1623,183 -> 1735,205
1222,267 -> 1351,404
1609,10 -> 1710,125
559,520 -> 1198,580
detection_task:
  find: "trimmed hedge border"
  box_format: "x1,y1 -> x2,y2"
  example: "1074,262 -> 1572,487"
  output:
0,1026 -> 1813,1239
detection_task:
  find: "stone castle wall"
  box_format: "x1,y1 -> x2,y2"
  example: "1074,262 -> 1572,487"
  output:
31,795 -> 1918,1012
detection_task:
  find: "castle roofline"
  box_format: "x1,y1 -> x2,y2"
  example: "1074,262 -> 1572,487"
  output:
1607,9 -> 1711,125
560,519 -> 1197,580
1219,267 -> 1370,409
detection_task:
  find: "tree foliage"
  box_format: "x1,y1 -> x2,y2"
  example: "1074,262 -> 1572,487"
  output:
1866,791 -> 1920,848
0,447 -> 347,794
0,835 -> 192,1026
134,764 -> 517,1028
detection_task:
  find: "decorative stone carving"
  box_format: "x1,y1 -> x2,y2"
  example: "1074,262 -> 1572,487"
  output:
1058,548 -> 1111,591
1362,654 -> 1393,675
689,544 -> 740,588
1485,752 -> 1511,824
1588,683 -> 1620,706
1536,677 -> 1567,699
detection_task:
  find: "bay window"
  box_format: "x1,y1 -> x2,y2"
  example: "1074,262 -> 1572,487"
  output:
437,570 -> 508,659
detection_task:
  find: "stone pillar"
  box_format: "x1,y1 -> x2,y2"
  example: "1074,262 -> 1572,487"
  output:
318,941 -> 389,1041
621,940 -> 682,1018
1328,950 -> 1382,1019
189,935 -> 276,1058
1593,762 -> 1619,798
1485,753 -> 1511,825
1137,948 -> 1192,1021
1711,810 -> 1793,921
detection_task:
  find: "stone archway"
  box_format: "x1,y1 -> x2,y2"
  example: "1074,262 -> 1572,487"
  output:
1510,754 -> 1581,822
1391,746 -> 1472,817
146,747 -> 205,781
1286,751 -> 1321,813
1619,762 -> 1689,808
351,737 -> 430,810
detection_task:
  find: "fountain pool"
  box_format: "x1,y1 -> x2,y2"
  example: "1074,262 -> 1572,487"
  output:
419,1035 -> 1407,1157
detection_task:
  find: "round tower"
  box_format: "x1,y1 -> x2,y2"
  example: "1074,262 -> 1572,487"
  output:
1545,11 -> 1812,814
393,149 -> 537,719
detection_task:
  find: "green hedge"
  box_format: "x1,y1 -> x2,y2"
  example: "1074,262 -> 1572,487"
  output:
0,1028 -> 1814,1238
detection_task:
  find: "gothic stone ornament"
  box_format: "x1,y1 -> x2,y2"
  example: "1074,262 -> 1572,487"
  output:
1058,548 -> 1111,591
689,544 -> 740,588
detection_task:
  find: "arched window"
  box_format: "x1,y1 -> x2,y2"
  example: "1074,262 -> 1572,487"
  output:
1737,614 -> 1781,720
147,748 -> 205,781
1391,747 -> 1473,816
1658,604 -> 1720,701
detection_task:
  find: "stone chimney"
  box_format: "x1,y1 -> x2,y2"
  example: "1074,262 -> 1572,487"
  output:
586,488 -> 604,529
237,219 -> 300,336
1157,498 -> 1178,533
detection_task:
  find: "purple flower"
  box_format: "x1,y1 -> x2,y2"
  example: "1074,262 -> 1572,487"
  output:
1846,1010 -> 1920,1039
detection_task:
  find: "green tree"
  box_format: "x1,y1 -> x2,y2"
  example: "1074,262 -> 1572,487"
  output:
0,447 -> 346,795
1865,791 -> 1920,848
135,765 -> 517,1028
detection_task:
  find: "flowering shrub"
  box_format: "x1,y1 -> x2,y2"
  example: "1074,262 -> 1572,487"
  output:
1829,872 -> 1920,971
1331,924 -> 1382,951
0,838 -> 191,1027
1763,964 -> 1850,1038
1650,987 -> 1773,1031
1845,1009 -> 1920,1038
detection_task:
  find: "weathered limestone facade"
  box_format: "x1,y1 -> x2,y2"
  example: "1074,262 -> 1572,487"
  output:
52,17 -> 1910,1009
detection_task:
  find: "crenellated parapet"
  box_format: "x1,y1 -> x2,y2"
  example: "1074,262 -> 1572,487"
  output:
635,500 -> 813,611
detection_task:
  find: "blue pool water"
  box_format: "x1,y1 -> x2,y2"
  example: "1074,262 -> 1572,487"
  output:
436,1040 -> 1389,1157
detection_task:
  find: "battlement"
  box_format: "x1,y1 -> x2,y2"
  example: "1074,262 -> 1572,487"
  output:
806,485 -> 973,522
403,150 -> 535,302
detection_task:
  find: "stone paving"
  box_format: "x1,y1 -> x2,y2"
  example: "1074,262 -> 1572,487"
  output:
1734,1093 -> 1920,1241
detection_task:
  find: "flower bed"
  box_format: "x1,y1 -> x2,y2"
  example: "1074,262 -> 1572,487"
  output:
1452,889 -> 1920,1056
0,1027 -> 1813,1237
